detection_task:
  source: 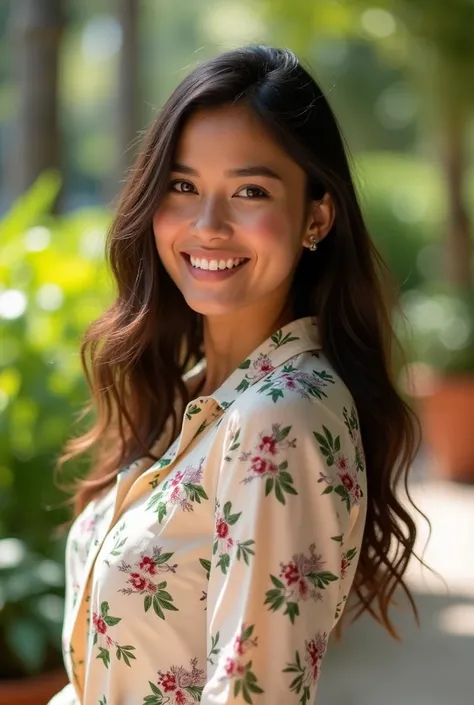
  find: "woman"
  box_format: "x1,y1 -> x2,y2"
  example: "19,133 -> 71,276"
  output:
50,45 -> 420,705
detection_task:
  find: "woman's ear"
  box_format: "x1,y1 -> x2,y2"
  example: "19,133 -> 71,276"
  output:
302,193 -> 335,249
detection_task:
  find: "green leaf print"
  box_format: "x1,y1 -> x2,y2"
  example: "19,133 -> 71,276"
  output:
151,582 -> 179,619
239,358 -> 251,369
207,631 -> 220,664
236,540 -> 255,565
236,377 -> 250,393
185,483 -> 209,503
270,330 -> 299,348
99,696 -> 107,705
116,644 -> 136,667
186,403 -> 202,420
306,571 -> 338,589
97,647 -> 110,669
200,557 -> 211,580
216,552 -> 231,574
223,501 -> 241,525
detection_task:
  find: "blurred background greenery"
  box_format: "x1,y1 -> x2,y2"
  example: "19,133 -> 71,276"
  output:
0,0 -> 473,700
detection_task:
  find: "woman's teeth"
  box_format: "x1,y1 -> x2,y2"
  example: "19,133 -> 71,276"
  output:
189,256 -> 245,271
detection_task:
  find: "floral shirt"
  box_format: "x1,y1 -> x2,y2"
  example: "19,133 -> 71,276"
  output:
48,317 -> 367,705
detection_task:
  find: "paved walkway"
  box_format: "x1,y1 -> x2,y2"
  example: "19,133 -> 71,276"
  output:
318,478 -> 474,705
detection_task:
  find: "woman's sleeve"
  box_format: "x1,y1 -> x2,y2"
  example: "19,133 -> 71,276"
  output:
202,398 -> 366,704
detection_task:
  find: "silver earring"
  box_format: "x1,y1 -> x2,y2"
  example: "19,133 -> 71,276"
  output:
309,236 -> 318,252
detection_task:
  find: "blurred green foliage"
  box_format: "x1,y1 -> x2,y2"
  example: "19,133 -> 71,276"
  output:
0,172 -> 112,677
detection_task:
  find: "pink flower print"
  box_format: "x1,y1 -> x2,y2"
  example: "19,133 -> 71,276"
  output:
170,470 -> 185,487
129,572 -> 147,590
217,625 -> 263,702
105,635 -> 113,648
252,353 -> 274,379
258,434 -> 277,455
267,545 -> 337,623
146,581 -> 157,593
250,456 -> 278,475
150,659 -> 206,704
139,556 -> 156,575
335,454 -> 350,471
341,557 -> 349,579
224,658 -> 236,677
280,372 -> 297,390
305,632 -> 328,682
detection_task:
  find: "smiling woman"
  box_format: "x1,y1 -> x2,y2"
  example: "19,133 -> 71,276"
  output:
51,45 -> 422,705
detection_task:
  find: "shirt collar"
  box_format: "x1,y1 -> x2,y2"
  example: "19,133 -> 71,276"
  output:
190,316 -> 322,411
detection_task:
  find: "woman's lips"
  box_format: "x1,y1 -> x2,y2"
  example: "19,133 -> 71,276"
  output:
181,253 -> 249,282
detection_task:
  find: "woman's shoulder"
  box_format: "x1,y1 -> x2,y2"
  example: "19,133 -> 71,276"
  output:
233,347 -> 357,425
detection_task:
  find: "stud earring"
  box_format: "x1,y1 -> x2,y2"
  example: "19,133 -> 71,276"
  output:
309,235 -> 318,252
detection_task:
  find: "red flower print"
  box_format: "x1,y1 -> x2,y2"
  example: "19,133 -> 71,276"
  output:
159,671 -> 177,692
175,691 -> 186,704
252,353 -> 274,377
340,472 -> 354,491
146,581 -> 157,593
281,562 -> 300,586
93,614 -> 107,634
353,484 -> 362,500
250,456 -> 278,475
305,633 -> 328,682
250,456 -> 267,474
139,556 -> 156,575
216,518 -> 229,539
258,435 -> 277,455
341,558 -> 349,578
336,455 -> 349,471
128,572 -> 146,590
297,578 -> 309,599
105,635 -> 113,647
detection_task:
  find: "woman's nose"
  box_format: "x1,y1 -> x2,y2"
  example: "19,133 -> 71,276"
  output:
192,196 -> 233,240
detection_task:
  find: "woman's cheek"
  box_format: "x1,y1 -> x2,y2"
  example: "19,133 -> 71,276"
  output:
244,211 -> 289,246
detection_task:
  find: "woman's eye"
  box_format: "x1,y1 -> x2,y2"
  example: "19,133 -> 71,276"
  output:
235,185 -> 269,199
169,180 -> 196,194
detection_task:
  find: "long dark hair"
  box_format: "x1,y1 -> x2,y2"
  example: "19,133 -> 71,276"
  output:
58,45 -> 422,637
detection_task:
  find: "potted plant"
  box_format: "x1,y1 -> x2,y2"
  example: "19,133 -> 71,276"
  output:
0,174 -> 111,702
397,286 -> 474,483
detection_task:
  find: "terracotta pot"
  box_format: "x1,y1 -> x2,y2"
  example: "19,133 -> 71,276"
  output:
419,375 -> 474,482
0,669 -> 67,705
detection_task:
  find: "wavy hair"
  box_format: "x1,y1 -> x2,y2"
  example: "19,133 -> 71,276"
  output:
58,45 -> 422,637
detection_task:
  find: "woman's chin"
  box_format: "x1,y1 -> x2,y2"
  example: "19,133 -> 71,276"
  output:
183,295 -> 243,318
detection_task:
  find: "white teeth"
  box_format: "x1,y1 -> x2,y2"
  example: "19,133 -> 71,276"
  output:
189,255 -> 245,271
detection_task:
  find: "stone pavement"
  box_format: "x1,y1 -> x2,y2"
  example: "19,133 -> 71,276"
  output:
317,478 -> 474,705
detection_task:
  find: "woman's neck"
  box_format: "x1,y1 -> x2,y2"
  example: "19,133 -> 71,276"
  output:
200,298 -> 294,397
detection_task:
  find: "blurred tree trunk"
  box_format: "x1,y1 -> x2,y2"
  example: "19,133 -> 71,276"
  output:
441,106 -> 472,290
117,0 -> 140,178
9,0 -> 64,200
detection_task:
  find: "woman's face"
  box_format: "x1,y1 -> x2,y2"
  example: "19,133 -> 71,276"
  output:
153,104 -> 320,318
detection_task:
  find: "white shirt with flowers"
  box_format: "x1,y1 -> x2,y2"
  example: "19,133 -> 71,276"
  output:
48,316 -> 367,705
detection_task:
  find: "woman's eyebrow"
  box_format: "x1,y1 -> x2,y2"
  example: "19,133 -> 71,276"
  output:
171,162 -> 283,181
